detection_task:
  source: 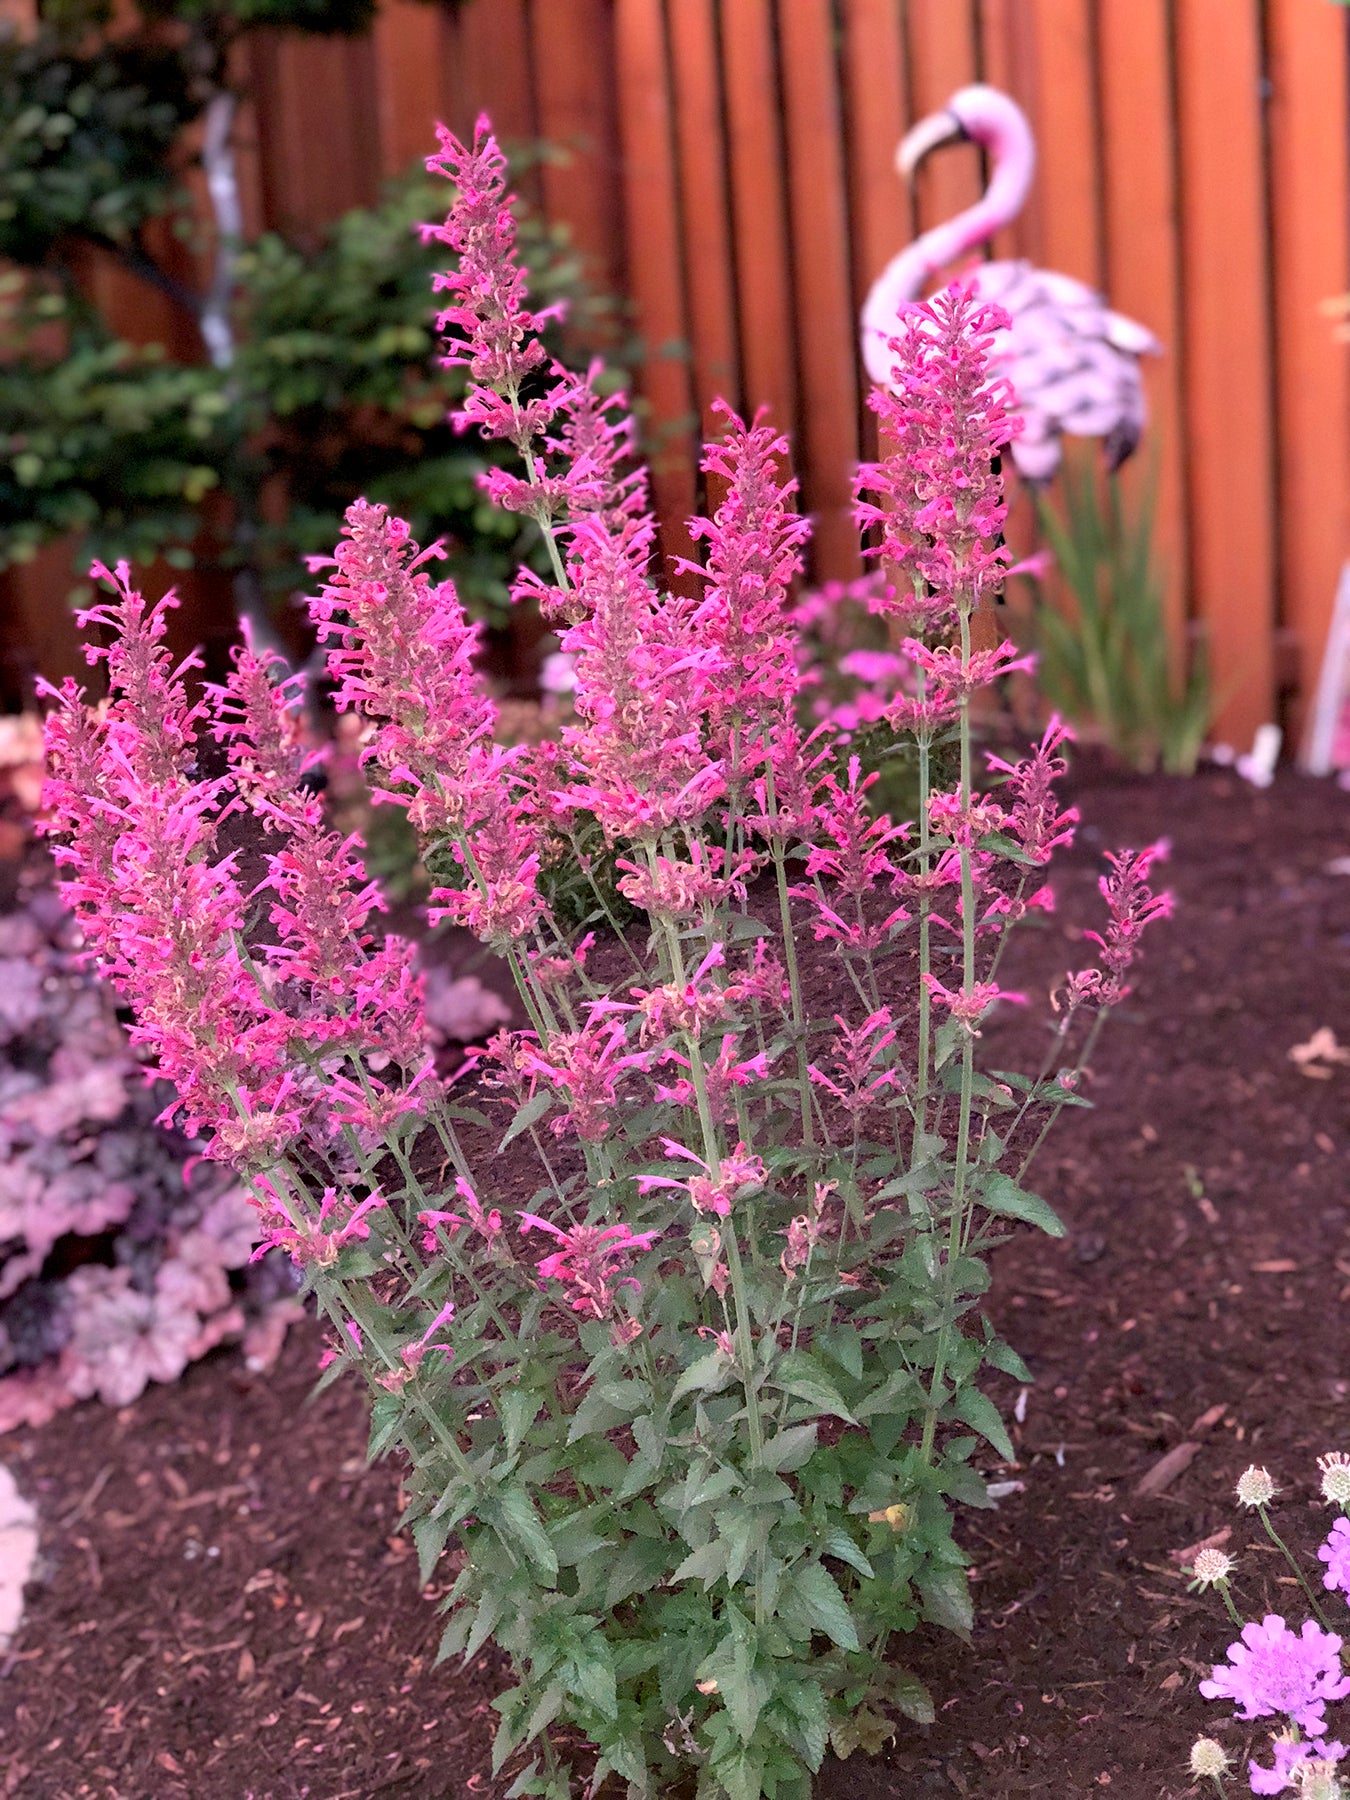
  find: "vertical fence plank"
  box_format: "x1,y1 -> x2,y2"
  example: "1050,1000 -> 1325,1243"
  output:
1096,0 -> 1188,664
1019,0 -> 1100,287
614,0 -> 698,567
250,30 -> 381,234
1174,0 -> 1277,746
440,0 -> 539,207
974,0 -> 1035,262
372,0 -> 446,177
529,0 -> 626,303
840,0 -> 912,309
778,0 -> 860,578
667,0 -> 742,426
719,0 -> 797,440
904,0 -> 981,240
1266,0 -> 1350,757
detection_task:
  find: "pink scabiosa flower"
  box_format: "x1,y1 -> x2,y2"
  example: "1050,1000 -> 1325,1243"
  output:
517,1215 -> 658,1320
1199,1615 -> 1350,1737
1319,1517 -> 1350,1599
855,283 -> 1019,620
1249,1735 -> 1348,1797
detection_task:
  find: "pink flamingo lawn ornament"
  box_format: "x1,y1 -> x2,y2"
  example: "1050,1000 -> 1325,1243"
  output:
861,85 -> 1161,483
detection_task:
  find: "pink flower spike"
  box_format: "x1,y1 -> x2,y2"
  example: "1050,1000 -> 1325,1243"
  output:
518,1216 -> 659,1320
922,972 -> 1026,1032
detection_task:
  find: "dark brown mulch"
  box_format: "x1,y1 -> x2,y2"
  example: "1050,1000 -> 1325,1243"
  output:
2,759 -> 1347,1800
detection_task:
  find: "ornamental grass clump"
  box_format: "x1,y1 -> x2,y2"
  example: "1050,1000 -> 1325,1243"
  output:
41,117 -> 1170,1800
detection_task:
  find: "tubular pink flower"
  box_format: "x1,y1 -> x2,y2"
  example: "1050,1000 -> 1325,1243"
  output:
986,716 -> 1080,864
922,972 -> 1026,1032
252,1189 -> 385,1268
520,1013 -> 648,1142
1199,1615 -> 1350,1737
808,1010 -> 905,1119
615,842 -> 760,919
309,499 -> 497,835
518,1215 -> 658,1320
637,1140 -> 766,1219
855,283 -> 1020,618
558,511 -> 722,843
418,1178 -> 503,1255
1080,841 -> 1174,1005
683,404 -> 810,741
652,1033 -> 772,1123
423,117 -> 558,440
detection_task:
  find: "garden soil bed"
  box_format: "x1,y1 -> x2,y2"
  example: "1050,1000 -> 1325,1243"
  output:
1,758 -> 1347,1800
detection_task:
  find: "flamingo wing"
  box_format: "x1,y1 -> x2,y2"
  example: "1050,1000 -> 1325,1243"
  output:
970,261 -> 1161,481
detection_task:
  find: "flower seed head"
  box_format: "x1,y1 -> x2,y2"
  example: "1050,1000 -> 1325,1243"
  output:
1189,1737 -> 1231,1778
1236,1464 -> 1278,1508
1318,1452 -> 1350,1508
1294,1760 -> 1347,1800
1190,1547 -> 1235,1587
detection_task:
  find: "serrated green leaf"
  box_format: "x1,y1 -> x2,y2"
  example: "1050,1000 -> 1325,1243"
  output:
918,1563 -> 972,1637
672,1348 -> 737,1405
822,1526 -> 874,1581
983,1337 -> 1033,1383
672,1538 -> 729,1587
770,1351 -> 857,1423
492,1484 -> 558,1578
830,1707 -> 896,1760
780,1560 -> 859,1650
949,1386 -> 1015,1462
979,1171 -> 1066,1237
412,1508 -> 456,1584
760,1422 -> 818,1473
883,1666 -> 935,1725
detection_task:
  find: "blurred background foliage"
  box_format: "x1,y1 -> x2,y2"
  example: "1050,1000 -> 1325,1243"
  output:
0,0 -> 611,639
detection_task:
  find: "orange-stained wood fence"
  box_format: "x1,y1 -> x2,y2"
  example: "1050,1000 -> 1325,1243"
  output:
6,0 -> 1350,752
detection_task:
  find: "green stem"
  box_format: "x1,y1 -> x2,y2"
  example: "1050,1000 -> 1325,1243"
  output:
1258,1506 -> 1337,1632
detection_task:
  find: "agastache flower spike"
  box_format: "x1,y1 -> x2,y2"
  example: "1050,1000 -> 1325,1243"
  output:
684,404 -> 810,744
855,284 -> 1020,620
518,1215 -> 659,1320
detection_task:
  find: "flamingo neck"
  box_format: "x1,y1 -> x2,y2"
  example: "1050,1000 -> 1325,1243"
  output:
861,102 -> 1035,384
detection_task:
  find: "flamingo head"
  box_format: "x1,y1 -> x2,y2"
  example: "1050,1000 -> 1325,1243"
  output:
897,85 -> 1035,208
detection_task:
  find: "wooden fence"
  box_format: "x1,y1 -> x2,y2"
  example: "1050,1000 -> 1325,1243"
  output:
7,0 -> 1350,751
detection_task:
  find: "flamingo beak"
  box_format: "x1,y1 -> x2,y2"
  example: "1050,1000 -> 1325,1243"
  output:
896,109 -> 969,183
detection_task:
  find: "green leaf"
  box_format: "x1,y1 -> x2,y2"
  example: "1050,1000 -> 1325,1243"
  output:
672,1538 -> 729,1587
760,1422 -> 818,1473
412,1509 -> 456,1584
492,1484 -> 558,1579
918,1564 -> 973,1637
672,1348 -> 737,1405
569,1644 -> 618,1722
978,1172 -> 1066,1237
770,1351 -> 857,1424
948,1387 -> 1015,1463
497,1087 -> 553,1151
882,1666 -> 935,1725
983,1337 -> 1033,1383
779,1560 -> 859,1650
822,1526 -> 874,1581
